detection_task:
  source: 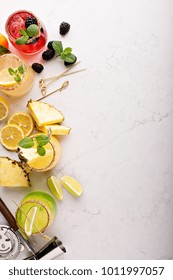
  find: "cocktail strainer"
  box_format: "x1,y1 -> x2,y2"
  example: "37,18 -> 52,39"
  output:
0,225 -> 22,260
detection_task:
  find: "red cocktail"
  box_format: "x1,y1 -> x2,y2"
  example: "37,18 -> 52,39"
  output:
5,10 -> 47,55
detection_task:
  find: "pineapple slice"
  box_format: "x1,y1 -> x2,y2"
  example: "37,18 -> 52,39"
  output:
27,100 -> 64,126
0,157 -> 31,187
36,124 -> 71,135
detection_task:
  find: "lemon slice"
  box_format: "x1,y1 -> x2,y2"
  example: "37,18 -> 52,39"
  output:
8,112 -> 34,136
0,124 -> 24,151
48,176 -> 63,200
0,67 -> 17,87
24,206 -> 38,236
61,176 -> 83,197
0,96 -> 10,121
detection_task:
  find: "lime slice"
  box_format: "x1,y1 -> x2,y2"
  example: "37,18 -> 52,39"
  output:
48,176 -> 63,200
61,176 -> 83,197
24,206 -> 38,236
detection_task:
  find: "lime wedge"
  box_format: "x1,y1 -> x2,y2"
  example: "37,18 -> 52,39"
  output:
24,206 -> 38,236
48,176 -> 63,200
16,201 -> 50,234
61,176 -> 83,197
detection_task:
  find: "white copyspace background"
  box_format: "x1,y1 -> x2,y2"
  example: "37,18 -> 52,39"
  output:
0,0 -> 173,260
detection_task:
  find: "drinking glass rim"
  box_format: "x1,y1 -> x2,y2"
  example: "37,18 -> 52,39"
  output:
0,53 -> 27,90
5,9 -> 41,44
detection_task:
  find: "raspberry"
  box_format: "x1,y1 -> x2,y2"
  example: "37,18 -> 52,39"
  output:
32,63 -> 44,73
59,22 -> 70,35
42,49 -> 55,61
25,17 -> 38,28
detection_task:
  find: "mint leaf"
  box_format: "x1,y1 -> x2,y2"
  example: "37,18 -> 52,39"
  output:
14,75 -> 21,82
63,47 -> 72,54
8,68 -> 15,75
27,24 -> 39,37
52,41 -> 63,55
0,45 -> 10,55
61,53 -> 76,63
18,65 -> 24,74
19,137 -> 34,148
37,146 -> 46,156
19,29 -> 28,37
16,35 -> 29,45
35,135 -> 49,147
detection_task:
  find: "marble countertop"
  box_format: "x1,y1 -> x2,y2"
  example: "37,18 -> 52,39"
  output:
0,0 -> 173,260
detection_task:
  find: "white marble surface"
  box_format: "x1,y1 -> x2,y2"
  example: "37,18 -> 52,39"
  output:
0,0 -> 173,260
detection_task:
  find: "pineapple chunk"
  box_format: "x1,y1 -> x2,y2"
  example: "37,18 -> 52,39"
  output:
0,157 -> 30,187
36,124 -> 71,135
27,100 -> 64,126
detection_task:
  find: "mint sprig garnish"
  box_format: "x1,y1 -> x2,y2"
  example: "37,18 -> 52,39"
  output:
15,24 -> 39,45
52,41 -> 76,64
27,24 -> 39,37
19,137 -> 34,148
52,41 -> 63,55
8,65 -> 24,83
18,134 -> 49,157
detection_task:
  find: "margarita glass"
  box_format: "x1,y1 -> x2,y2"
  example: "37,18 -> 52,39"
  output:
16,191 -> 57,235
0,54 -> 34,97
5,10 -> 47,55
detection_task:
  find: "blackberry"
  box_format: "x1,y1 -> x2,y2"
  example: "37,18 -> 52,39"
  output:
32,63 -> 44,73
47,41 -> 54,50
59,22 -> 70,35
25,17 -> 38,28
64,55 -> 77,66
42,49 -> 55,61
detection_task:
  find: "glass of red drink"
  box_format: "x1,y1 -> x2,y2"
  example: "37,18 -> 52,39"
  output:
5,10 -> 47,55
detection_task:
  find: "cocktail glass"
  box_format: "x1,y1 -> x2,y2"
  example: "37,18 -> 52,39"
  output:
0,54 -> 35,97
5,10 -> 47,55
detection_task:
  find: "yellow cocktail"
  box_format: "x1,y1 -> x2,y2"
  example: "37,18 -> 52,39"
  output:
0,54 -> 34,97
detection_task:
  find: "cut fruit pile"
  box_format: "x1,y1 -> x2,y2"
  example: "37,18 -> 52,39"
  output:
0,95 -> 9,121
0,156 -> 30,187
0,112 -> 33,151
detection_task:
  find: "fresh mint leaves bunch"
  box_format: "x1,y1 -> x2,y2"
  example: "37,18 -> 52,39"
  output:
19,134 -> 49,156
42,40 -> 77,65
53,41 -> 76,64
16,24 -> 39,45
8,65 -> 24,82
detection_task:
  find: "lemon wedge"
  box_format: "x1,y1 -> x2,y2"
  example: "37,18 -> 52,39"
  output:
0,67 -> 17,87
48,176 -> 63,200
61,176 -> 83,197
